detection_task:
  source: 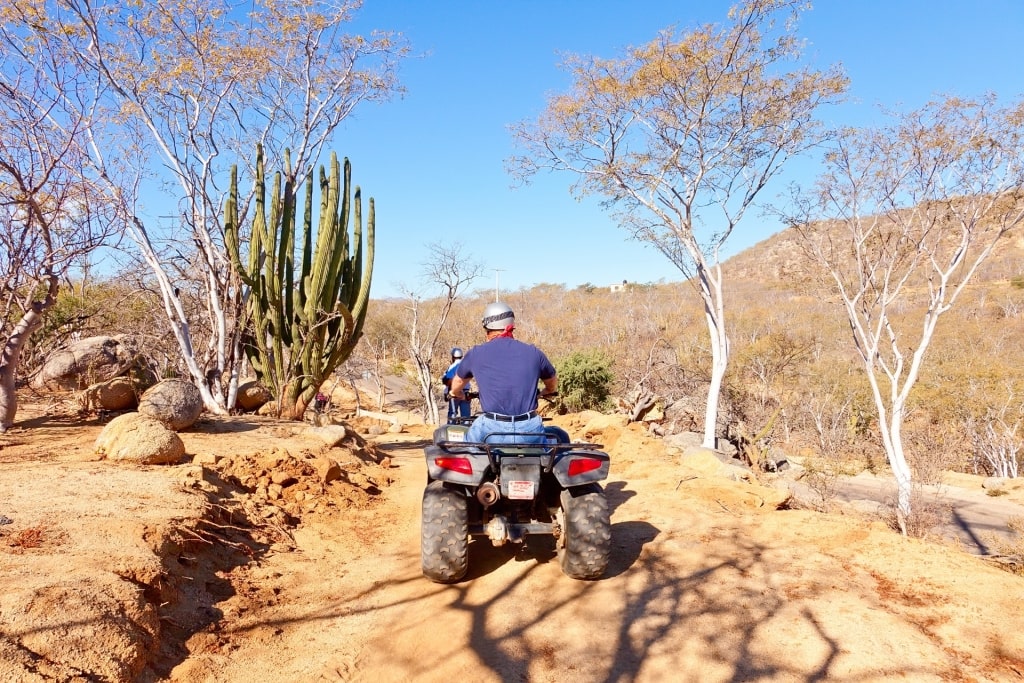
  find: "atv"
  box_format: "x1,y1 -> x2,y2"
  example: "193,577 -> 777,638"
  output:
421,415 -> 612,582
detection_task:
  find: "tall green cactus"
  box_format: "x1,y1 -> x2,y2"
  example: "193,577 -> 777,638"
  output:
225,145 -> 374,419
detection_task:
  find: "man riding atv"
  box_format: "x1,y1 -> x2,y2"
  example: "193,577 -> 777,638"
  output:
449,301 -> 558,444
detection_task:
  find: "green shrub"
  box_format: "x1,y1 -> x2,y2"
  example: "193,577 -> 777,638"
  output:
555,350 -> 614,413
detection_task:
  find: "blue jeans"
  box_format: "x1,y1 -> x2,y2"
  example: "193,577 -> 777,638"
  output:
466,414 -> 545,445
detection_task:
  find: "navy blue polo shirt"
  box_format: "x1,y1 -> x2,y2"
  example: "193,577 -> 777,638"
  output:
456,337 -> 555,416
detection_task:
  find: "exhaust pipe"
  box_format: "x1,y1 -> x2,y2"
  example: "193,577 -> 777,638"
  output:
476,482 -> 500,507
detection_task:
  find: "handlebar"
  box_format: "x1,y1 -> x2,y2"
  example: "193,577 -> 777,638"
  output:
454,391 -> 555,401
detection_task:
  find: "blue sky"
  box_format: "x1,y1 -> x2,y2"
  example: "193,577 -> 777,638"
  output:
330,1 -> 1024,299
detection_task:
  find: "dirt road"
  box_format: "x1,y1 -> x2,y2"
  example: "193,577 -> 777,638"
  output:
790,469 -> 1024,555
3,407 -> 1024,682
167,417 -> 1024,682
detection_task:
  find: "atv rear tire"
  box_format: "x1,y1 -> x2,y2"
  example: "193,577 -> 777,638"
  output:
558,484 -> 611,580
421,480 -> 469,583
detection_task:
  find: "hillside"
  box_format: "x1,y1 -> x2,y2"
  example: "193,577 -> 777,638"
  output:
723,217 -> 1024,286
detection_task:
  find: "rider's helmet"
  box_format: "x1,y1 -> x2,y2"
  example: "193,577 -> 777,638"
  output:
451,347 -> 463,360
481,301 -> 515,330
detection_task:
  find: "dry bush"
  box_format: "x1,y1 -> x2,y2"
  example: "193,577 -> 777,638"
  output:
965,405 -> 1023,478
901,417 -> 972,485
983,515 -> 1024,575
800,456 -> 842,513
878,486 -> 953,540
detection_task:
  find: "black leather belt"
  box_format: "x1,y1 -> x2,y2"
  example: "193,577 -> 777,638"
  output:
482,410 -> 538,422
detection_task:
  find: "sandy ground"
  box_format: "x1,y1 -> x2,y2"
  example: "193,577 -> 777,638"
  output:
1,396 -> 1024,682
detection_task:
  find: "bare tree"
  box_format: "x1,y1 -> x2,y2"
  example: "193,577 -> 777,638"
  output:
0,58 -> 121,431
968,399 -> 1022,479
404,243 -> 483,424
0,0 -> 408,414
353,304 -> 407,411
508,0 -> 847,448
787,94 -> 1024,528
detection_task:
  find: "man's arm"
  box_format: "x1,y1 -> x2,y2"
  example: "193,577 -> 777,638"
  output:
540,374 -> 557,396
450,374 -> 468,399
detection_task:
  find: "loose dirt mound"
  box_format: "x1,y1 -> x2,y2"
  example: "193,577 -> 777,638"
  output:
0,398 -> 394,682
210,444 -> 390,525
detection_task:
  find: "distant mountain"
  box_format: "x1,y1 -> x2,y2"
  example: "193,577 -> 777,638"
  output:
722,219 -> 1024,289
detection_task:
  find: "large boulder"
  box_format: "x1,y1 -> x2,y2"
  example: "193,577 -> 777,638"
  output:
94,413 -> 185,465
85,376 -> 139,411
236,380 -> 272,411
33,336 -> 139,391
138,379 -> 203,431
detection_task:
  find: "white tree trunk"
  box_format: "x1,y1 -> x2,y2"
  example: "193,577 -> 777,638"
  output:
127,217 -> 228,415
696,261 -> 730,449
703,318 -> 728,450
0,309 -> 45,432
887,410 -> 914,527
0,279 -> 57,432
412,355 -> 440,426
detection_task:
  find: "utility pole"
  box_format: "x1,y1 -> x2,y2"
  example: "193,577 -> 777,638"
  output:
493,268 -> 505,302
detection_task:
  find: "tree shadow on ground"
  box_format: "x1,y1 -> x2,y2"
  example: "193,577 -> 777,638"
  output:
604,479 -> 636,515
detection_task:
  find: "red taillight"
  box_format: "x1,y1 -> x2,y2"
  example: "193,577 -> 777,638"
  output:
567,457 -> 602,476
435,457 -> 473,475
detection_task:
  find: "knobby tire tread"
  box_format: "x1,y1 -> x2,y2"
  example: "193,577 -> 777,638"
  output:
421,480 -> 469,583
558,484 -> 611,580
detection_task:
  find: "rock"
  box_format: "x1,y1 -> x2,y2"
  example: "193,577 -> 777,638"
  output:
258,453 -> 288,470
192,453 -> 221,466
94,413 -> 186,465
660,398 -> 702,434
236,381 -> 272,411
308,425 -> 343,444
716,438 -> 739,458
663,431 -> 704,452
665,432 -> 739,459
138,378 -> 203,431
314,457 -> 342,484
33,336 -> 140,391
86,376 -> 139,411
640,402 -> 664,422
270,471 -> 297,487
982,476 -> 1008,492
305,424 -> 365,448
